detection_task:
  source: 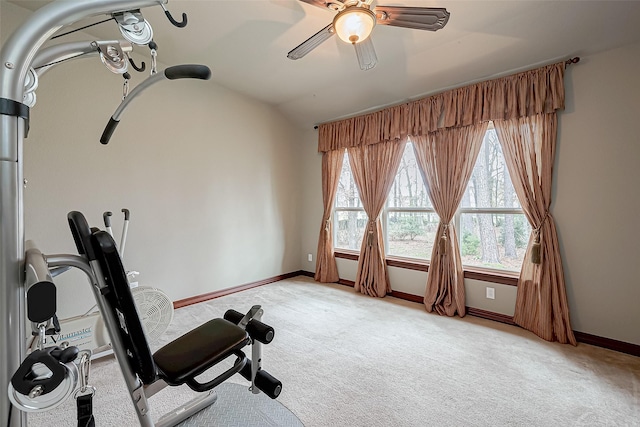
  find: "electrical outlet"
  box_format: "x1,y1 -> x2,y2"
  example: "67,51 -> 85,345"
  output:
308,253 -> 313,262
486,287 -> 495,300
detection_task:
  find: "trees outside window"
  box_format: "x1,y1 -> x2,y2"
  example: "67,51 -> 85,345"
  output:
333,125 -> 530,272
458,126 -> 531,271
386,143 -> 438,259
334,151 -> 365,251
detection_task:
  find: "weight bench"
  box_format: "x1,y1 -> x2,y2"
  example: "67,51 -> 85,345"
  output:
67,211 -> 294,426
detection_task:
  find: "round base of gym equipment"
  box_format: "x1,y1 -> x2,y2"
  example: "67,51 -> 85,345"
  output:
177,382 -> 303,427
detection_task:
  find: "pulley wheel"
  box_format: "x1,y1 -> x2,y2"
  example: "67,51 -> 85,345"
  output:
8,361 -> 78,412
98,43 -> 129,74
118,18 -> 154,45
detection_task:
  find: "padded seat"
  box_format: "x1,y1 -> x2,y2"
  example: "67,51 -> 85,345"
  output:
154,318 -> 249,385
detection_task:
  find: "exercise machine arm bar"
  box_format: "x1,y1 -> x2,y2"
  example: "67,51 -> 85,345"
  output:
45,254 -> 97,283
0,0 -> 166,101
100,64 -> 211,144
32,40 -> 133,78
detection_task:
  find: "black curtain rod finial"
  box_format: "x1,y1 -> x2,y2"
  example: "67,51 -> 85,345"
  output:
565,57 -> 580,67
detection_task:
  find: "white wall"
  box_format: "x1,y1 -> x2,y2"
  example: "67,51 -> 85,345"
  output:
2,3 -> 303,319
300,41 -> 640,346
555,41 -> 640,346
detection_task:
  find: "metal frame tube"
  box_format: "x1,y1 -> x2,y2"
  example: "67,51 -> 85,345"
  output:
0,115 -> 25,427
32,40 -> 133,78
45,254 -> 97,282
24,246 -> 53,288
0,1 -> 167,425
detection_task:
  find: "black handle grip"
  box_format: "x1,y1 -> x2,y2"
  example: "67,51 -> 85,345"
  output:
239,359 -> 252,382
255,370 -> 282,399
100,117 -> 119,145
247,320 -> 274,344
224,309 -> 243,324
103,211 -> 112,227
27,281 -> 57,323
121,208 -> 130,220
26,282 -> 57,323
238,359 -> 282,399
164,65 -> 211,81
50,346 -> 79,364
223,310 -> 274,344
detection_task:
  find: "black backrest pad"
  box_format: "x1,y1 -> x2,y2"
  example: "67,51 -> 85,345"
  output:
90,230 -> 157,384
67,211 -> 96,261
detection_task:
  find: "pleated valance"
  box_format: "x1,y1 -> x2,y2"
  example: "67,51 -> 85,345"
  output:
318,62 -> 565,152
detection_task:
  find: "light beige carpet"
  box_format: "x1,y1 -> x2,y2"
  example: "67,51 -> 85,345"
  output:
28,276 -> 640,426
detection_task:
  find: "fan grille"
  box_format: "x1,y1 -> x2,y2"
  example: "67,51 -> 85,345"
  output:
131,286 -> 174,343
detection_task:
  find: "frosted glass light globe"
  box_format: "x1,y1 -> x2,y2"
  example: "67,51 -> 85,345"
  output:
333,8 -> 376,44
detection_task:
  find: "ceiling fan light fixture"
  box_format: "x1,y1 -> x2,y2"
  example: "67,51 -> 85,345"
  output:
333,7 -> 376,44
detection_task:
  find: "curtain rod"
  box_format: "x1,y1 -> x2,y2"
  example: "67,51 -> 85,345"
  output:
313,56 -> 582,130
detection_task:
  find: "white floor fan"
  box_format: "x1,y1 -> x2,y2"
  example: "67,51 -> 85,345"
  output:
130,285 -> 174,344
29,209 -> 174,358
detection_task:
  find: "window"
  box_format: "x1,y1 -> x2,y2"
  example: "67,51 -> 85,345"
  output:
334,124 -> 529,272
334,151 -> 365,251
457,127 -> 531,271
386,143 -> 438,260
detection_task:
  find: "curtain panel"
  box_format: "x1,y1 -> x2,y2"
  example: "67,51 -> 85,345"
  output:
412,123 -> 488,317
347,139 -> 407,297
494,114 -> 576,345
315,150 -> 344,283
318,62 -> 565,152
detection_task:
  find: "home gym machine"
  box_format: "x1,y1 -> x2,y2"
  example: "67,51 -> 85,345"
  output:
0,1 -> 301,425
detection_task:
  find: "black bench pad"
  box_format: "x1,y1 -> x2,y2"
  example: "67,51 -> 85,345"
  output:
153,318 -> 249,385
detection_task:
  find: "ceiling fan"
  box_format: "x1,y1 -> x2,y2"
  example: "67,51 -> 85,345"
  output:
287,0 -> 450,70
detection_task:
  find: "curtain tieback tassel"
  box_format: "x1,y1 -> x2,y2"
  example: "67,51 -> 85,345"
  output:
439,224 -> 449,255
324,218 -> 331,234
530,213 -> 549,265
531,233 -> 541,264
367,220 -> 376,247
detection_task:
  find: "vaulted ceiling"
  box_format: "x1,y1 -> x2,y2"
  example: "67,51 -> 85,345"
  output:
8,0 -> 640,129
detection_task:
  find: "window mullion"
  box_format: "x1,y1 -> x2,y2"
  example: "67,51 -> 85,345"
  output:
382,208 -> 389,255
454,210 -> 461,246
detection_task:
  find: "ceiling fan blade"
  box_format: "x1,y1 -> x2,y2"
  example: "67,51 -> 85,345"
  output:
288,24 -> 336,60
374,6 -> 450,31
354,37 -> 377,71
299,0 -> 346,12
